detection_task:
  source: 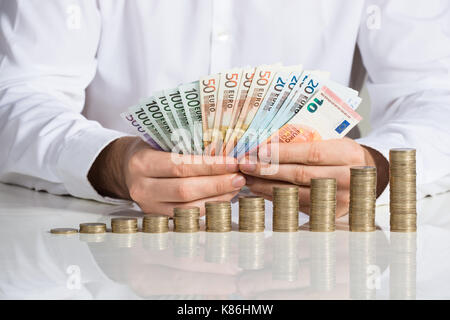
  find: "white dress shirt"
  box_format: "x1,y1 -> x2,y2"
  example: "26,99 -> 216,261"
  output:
0,0 -> 449,204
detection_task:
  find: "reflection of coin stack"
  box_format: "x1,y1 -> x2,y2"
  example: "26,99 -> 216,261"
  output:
142,233 -> 169,251
239,196 -> 265,232
389,148 -> 417,232
349,166 -> 377,232
79,223 -> 107,234
173,232 -> 199,258
79,233 -> 106,243
205,232 -> 231,264
273,186 -> 299,232
205,201 -> 232,232
309,232 -> 336,292
272,232 -> 299,281
389,233 -> 417,300
173,207 -> 200,233
142,214 -> 169,233
310,178 -> 337,232
238,232 -> 265,270
349,232 -> 377,299
110,233 -> 138,248
111,217 -> 138,233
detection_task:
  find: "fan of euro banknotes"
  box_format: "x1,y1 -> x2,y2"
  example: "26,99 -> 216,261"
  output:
121,63 -> 363,159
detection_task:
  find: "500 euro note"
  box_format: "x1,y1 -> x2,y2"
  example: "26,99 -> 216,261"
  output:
120,112 -> 164,151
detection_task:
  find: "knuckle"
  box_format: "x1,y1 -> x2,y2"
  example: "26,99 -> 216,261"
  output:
128,155 -> 141,173
172,164 -> 188,177
307,142 -> 322,164
128,184 -> 141,202
214,181 -> 226,195
175,182 -> 192,201
294,165 -> 308,185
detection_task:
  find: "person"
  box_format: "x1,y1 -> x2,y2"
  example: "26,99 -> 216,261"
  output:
0,0 -> 449,217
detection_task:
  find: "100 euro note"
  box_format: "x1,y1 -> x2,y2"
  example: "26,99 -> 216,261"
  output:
165,87 -> 193,153
232,65 -> 303,156
224,64 -> 281,155
179,81 -> 203,154
120,112 -> 164,151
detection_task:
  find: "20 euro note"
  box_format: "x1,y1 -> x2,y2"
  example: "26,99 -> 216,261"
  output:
179,81 -> 203,155
232,65 -> 303,156
224,64 -> 281,155
120,112 -> 165,151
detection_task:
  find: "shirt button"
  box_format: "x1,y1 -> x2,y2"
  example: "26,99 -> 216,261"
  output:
217,31 -> 231,42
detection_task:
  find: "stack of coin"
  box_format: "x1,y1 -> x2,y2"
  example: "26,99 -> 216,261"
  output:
173,206 -> 200,233
50,228 -> 78,235
205,201 -> 232,232
349,166 -> 377,232
79,223 -> 107,234
309,178 -> 337,232
273,186 -> 299,232
389,148 -> 417,232
111,217 -> 138,233
142,214 -> 169,233
238,196 -> 265,232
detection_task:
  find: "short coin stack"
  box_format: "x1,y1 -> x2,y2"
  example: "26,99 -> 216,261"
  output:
173,206 -> 200,233
205,201 -> 232,232
143,214 -> 169,233
111,217 -> 138,233
309,178 -> 337,232
389,148 -> 417,232
349,166 -> 377,232
239,196 -> 265,232
50,228 -> 78,235
272,186 -> 299,232
79,223 -> 107,234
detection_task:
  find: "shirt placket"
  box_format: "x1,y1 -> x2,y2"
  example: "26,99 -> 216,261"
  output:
210,0 -> 233,74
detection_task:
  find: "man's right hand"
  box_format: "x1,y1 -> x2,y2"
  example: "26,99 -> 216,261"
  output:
88,136 -> 245,215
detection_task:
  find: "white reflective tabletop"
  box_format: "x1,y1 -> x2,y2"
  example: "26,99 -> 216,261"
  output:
0,183 -> 449,300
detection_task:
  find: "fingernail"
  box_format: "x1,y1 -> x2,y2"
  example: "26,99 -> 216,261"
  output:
231,175 -> 246,188
240,163 -> 256,172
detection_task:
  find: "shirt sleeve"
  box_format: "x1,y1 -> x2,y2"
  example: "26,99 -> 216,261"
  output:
356,0 -> 450,203
0,0 -> 130,204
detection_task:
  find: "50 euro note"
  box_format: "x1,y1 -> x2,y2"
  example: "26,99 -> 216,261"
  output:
223,67 -> 255,145
199,74 -> 220,153
267,86 -> 362,147
209,68 -> 243,155
224,64 -> 281,155
120,112 -> 164,151
179,81 -> 203,154
232,65 -> 303,157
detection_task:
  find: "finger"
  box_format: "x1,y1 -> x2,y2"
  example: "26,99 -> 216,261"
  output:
133,149 -> 239,177
139,190 -> 240,216
147,174 -> 246,202
245,176 -> 311,203
266,138 -> 365,165
241,163 -> 351,187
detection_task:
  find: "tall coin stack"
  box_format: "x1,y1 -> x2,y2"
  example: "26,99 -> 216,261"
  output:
173,206 -> 200,233
309,178 -> 337,232
79,223 -> 107,234
205,201 -> 232,232
111,217 -> 138,233
349,166 -> 377,232
239,196 -> 265,232
143,214 -> 169,233
272,186 -> 299,232
389,148 -> 417,232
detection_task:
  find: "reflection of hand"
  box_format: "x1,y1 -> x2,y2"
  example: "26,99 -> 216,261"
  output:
89,137 -> 246,215
240,139 -> 389,217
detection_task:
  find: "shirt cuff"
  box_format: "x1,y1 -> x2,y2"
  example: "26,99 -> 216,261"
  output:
56,126 -> 133,205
